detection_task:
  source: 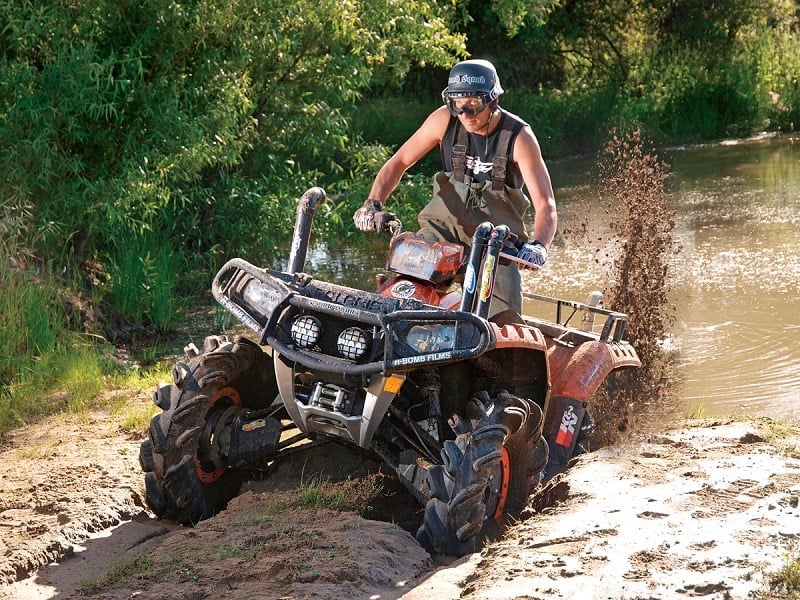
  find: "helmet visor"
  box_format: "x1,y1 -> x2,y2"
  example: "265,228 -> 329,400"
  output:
444,93 -> 490,117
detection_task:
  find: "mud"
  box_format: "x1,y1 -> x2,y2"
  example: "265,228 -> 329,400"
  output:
0,398 -> 148,588
1,405 -> 798,599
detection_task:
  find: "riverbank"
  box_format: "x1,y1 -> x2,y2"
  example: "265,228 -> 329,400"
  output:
1,414 -> 798,599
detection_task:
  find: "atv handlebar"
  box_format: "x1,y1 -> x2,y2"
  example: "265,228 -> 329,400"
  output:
375,211 -> 401,235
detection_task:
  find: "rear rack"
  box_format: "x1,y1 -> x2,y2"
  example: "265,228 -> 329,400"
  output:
522,292 -> 629,343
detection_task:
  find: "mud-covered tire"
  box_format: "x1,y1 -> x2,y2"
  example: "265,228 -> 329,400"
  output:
416,391 -> 546,556
139,335 -> 278,524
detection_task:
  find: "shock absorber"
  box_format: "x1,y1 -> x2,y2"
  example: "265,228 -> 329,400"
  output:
475,224 -> 511,318
419,367 -> 442,439
461,222 -> 494,313
200,405 -> 283,471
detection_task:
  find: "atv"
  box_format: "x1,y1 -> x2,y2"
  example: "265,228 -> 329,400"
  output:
139,187 -> 640,556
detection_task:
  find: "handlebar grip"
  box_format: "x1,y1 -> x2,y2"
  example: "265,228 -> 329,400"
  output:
375,211 -> 401,233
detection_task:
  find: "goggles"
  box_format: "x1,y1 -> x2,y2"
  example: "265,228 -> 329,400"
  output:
443,93 -> 491,117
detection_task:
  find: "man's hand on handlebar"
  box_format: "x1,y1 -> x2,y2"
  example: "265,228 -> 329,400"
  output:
353,199 -> 382,231
374,210 -> 399,233
353,199 -> 398,233
515,241 -> 548,269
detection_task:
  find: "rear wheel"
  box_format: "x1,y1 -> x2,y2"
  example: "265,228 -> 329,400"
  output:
139,335 -> 278,524
416,390 -> 546,556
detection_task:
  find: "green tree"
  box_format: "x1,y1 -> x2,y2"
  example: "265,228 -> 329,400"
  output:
0,0 -> 464,324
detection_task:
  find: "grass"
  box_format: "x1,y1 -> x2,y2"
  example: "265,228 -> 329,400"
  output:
116,400 -> 161,435
754,417 -> 800,460
0,329 -> 171,440
218,535 -> 269,560
1,343 -> 99,437
350,97 -> 433,151
107,231 -> 180,332
16,438 -> 63,460
675,416 -> 800,464
78,553 -> 155,593
298,474 -> 383,514
685,401 -> 707,419
78,549 -> 205,593
779,555 -> 800,592
105,361 -> 172,433
764,548 -> 800,599
236,497 -> 290,527
0,261 -> 109,437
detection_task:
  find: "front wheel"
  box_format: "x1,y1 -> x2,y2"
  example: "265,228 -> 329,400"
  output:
416,391 -> 547,556
138,335 -> 278,524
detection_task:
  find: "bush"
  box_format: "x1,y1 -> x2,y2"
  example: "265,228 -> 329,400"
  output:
0,0 -> 466,328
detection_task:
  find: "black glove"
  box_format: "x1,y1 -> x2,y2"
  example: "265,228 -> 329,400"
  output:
373,210 -> 400,233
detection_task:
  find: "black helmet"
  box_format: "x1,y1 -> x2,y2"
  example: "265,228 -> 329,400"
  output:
441,59 -> 504,102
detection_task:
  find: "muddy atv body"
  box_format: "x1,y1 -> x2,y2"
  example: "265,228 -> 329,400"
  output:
140,187 -> 640,555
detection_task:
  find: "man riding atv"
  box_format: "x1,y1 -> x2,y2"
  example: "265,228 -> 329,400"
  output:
354,58 -> 558,323
140,62 -> 641,561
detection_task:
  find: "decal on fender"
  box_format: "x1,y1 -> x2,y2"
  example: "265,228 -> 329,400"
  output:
555,405 -> 579,447
464,264 -> 476,294
479,255 -> 495,301
390,281 -> 417,299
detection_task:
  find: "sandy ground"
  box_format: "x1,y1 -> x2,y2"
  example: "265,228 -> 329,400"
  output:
1,406 -> 799,599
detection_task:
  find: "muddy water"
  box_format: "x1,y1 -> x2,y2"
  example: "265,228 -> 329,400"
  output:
546,134 -> 799,419
663,136 -> 800,419
303,134 -> 800,420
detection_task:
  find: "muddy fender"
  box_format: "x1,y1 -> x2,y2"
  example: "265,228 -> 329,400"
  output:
548,341 -> 614,402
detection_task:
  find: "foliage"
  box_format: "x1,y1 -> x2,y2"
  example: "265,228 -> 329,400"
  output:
392,0 -> 800,154
769,550 -> 800,596
0,329 -> 106,438
0,263 -> 65,410
0,0 -> 465,321
746,17 -> 800,131
0,193 -> 97,435
503,86 -> 621,156
298,474 -> 383,514
621,44 -> 763,143
106,229 -> 179,330
78,553 -> 155,593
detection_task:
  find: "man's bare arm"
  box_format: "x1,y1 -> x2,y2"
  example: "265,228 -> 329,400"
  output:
366,107 -> 450,202
513,126 -> 557,247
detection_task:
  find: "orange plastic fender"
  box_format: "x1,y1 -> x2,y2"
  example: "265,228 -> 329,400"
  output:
489,322 -> 549,352
547,340 -> 640,403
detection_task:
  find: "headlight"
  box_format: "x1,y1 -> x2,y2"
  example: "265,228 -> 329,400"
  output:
338,327 -> 369,360
291,315 -> 322,348
241,279 -> 284,316
386,233 -> 463,284
387,316 -> 490,366
407,323 -> 456,353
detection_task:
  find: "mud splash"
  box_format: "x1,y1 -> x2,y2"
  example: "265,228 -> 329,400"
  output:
560,131 -> 681,444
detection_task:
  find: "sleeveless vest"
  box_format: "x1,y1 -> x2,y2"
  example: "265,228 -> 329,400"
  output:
440,110 -> 526,189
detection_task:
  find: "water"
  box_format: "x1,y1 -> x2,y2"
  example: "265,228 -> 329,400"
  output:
301,134 -> 800,420
548,134 -> 800,420
661,136 -> 800,419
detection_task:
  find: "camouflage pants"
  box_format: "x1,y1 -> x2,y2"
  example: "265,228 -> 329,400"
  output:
417,171 -> 532,317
